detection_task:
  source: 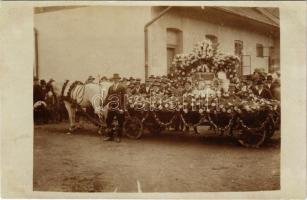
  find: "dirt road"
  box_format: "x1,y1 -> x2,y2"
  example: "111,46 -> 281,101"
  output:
33,122 -> 280,192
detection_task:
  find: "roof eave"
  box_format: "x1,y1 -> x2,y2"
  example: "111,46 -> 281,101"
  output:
215,7 -> 279,29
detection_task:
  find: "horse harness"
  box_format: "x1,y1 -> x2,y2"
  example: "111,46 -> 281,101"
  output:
60,80 -> 85,108
60,80 -> 104,127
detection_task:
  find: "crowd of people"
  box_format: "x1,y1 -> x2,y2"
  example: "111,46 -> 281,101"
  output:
93,70 -> 280,101
33,77 -> 67,124
33,69 -> 280,141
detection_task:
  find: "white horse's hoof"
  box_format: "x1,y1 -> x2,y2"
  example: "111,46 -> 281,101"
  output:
66,132 -> 72,135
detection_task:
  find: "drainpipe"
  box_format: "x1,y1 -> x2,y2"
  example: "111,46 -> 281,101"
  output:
144,6 -> 172,79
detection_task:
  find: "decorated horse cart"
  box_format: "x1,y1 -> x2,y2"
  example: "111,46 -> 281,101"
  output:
54,38 -> 280,148
123,73 -> 280,148
122,39 -> 280,148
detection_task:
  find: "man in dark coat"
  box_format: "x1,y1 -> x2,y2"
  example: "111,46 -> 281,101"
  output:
33,77 -> 42,103
34,77 -> 49,124
40,79 -> 48,100
252,79 -> 273,99
131,78 -> 142,95
265,75 -> 276,95
103,73 -> 126,142
140,79 -> 152,95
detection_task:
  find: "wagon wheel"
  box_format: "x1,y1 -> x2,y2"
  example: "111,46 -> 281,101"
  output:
237,128 -> 266,148
124,116 -> 143,139
265,120 -> 275,140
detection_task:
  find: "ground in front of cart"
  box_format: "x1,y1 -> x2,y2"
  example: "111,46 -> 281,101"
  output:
33,122 -> 280,192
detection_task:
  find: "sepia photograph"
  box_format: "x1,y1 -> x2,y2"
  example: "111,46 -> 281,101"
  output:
31,5 -> 282,193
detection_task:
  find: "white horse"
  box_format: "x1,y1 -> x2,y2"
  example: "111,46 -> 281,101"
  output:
50,80 -> 113,134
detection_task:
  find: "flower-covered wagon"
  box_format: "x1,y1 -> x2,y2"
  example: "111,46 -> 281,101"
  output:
122,38 -> 280,148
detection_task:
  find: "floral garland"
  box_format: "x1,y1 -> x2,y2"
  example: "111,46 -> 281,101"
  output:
180,114 -> 206,129
171,38 -> 240,82
127,94 -> 280,117
152,112 -> 178,127
207,114 -> 234,134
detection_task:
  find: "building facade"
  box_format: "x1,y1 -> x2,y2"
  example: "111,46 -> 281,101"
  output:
34,6 -> 280,81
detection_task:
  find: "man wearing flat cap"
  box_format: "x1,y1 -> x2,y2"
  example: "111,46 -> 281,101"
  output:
103,73 -> 126,142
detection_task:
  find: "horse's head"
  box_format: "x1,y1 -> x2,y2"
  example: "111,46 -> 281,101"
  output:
45,80 -> 63,98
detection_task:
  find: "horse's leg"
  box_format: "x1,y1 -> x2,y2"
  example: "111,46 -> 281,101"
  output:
64,101 -> 75,134
75,108 -> 84,129
94,106 -> 103,135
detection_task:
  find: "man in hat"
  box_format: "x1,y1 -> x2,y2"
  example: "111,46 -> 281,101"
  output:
99,76 -> 108,84
266,74 -> 280,100
40,79 -> 47,98
33,77 -> 49,124
120,77 -> 128,87
33,77 -> 42,103
85,75 -> 95,84
265,75 -> 275,94
131,78 -> 142,95
126,83 -> 134,95
103,73 -> 126,142
252,79 -> 272,99
129,77 -> 135,84
151,81 -> 161,95
140,78 -> 152,95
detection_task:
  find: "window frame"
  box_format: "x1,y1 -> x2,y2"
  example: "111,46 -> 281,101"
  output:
234,40 -> 243,56
256,43 -> 264,57
166,28 -> 183,74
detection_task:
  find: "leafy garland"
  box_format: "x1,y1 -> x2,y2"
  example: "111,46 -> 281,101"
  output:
126,93 -> 280,133
127,94 -> 280,115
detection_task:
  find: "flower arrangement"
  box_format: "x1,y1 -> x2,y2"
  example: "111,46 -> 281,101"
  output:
126,92 -> 280,116
124,38 -> 280,131
171,38 -> 240,82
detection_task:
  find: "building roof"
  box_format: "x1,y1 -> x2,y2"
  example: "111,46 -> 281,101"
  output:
34,6 -> 87,14
216,7 -> 279,27
34,5 -> 279,28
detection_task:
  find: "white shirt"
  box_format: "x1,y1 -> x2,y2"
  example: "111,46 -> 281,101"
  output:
113,83 -> 119,90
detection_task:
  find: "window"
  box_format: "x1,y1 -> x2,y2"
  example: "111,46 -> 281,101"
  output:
242,55 -> 251,75
206,34 -> 218,50
166,28 -> 182,74
256,44 -> 264,57
234,40 -> 243,56
167,48 -> 176,74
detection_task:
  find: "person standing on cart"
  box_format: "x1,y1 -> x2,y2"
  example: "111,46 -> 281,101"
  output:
103,73 -> 126,142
